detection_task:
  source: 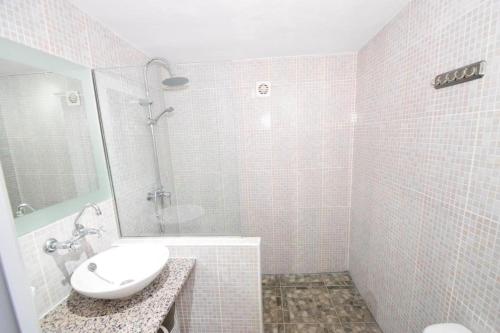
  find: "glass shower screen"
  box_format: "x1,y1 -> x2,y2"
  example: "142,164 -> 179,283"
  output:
93,65 -> 241,236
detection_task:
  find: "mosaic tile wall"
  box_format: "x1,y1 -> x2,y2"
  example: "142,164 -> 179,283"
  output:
350,1 -> 500,333
0,0 -> 144,317
170,242 -> 262,333
169,54 -> 357,274
0,3 -> 266,330
4,1 -> 498,332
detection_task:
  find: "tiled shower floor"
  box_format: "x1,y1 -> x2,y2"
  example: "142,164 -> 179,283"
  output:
262,272 -> 382,333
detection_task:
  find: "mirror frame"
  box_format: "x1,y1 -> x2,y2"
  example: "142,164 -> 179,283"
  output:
0,38 -> 111,236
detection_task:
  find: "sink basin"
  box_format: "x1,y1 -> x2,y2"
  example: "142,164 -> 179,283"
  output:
71,245 -> 169,299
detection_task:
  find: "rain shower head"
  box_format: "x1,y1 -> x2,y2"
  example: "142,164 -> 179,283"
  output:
162,76 -> 189,88
143,57 -> 189,89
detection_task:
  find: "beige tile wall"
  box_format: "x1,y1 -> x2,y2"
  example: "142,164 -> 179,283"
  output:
169,54 -> 357,274
350,1 -> 500,332
0,0 -> 147,317
3,1 -> 498,333
170,242 -> 262,333
1,4 -> 265,332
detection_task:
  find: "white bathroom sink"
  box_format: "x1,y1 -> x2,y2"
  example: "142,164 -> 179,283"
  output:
71,245 -> 169,299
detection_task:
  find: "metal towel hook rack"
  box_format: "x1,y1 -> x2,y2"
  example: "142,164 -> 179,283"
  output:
432,61 -> 486,89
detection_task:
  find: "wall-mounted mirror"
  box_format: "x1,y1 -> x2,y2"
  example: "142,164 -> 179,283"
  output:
0,38 -> 110,236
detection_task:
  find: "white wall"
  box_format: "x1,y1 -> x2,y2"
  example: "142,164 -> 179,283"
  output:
0,262 -> 20,333
0,162 -> 39,332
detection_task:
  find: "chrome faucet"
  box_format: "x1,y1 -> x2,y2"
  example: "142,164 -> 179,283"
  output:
72,203 -> 102,236
15,203 -> 35,217
147,188 -> 171,233
44,203 -> 104,253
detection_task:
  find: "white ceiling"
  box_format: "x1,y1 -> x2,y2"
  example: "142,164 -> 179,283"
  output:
70,0 -> 410,64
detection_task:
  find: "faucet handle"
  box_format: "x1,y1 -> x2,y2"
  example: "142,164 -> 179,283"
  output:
69,240 -> 81,252
73,223 -> 85,237
98,226 -> 105,238
44,238 -> 58,253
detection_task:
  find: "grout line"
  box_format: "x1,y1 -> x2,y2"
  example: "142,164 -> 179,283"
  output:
211,63 -> 229,232
257,245 -> 265,333
347,53 -> 358,271
267,59 -> 277,274
215,248 -> 224,332
403,4 -> 423,331
294,59 -> 300,274
445,58 -> 484,325
279,284 -> 285,325
445,1 -> 495,322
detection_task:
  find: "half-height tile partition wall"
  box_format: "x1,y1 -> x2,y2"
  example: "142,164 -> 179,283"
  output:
167,54 -> 357,274
113,237 -> 263,333
350,1 -> 500,333
170,240 -> 262,332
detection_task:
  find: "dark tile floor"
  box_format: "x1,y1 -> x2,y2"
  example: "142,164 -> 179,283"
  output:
262,272 -> 382,333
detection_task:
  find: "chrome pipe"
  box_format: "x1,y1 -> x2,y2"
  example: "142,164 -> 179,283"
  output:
143,59 -> 168,190
142,58 -> 174,234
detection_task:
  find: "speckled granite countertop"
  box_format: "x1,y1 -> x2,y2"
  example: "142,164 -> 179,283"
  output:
40,258 -> 195,333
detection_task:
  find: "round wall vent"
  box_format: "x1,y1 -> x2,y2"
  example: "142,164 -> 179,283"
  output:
256,81 -> 271,97
65,91 -> 81,106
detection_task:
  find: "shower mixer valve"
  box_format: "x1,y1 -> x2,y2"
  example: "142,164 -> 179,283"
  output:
147,188 -> 172,206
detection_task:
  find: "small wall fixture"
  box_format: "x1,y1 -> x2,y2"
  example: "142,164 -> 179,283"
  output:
256,81 -> 271,97
432,61 -> 486,89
